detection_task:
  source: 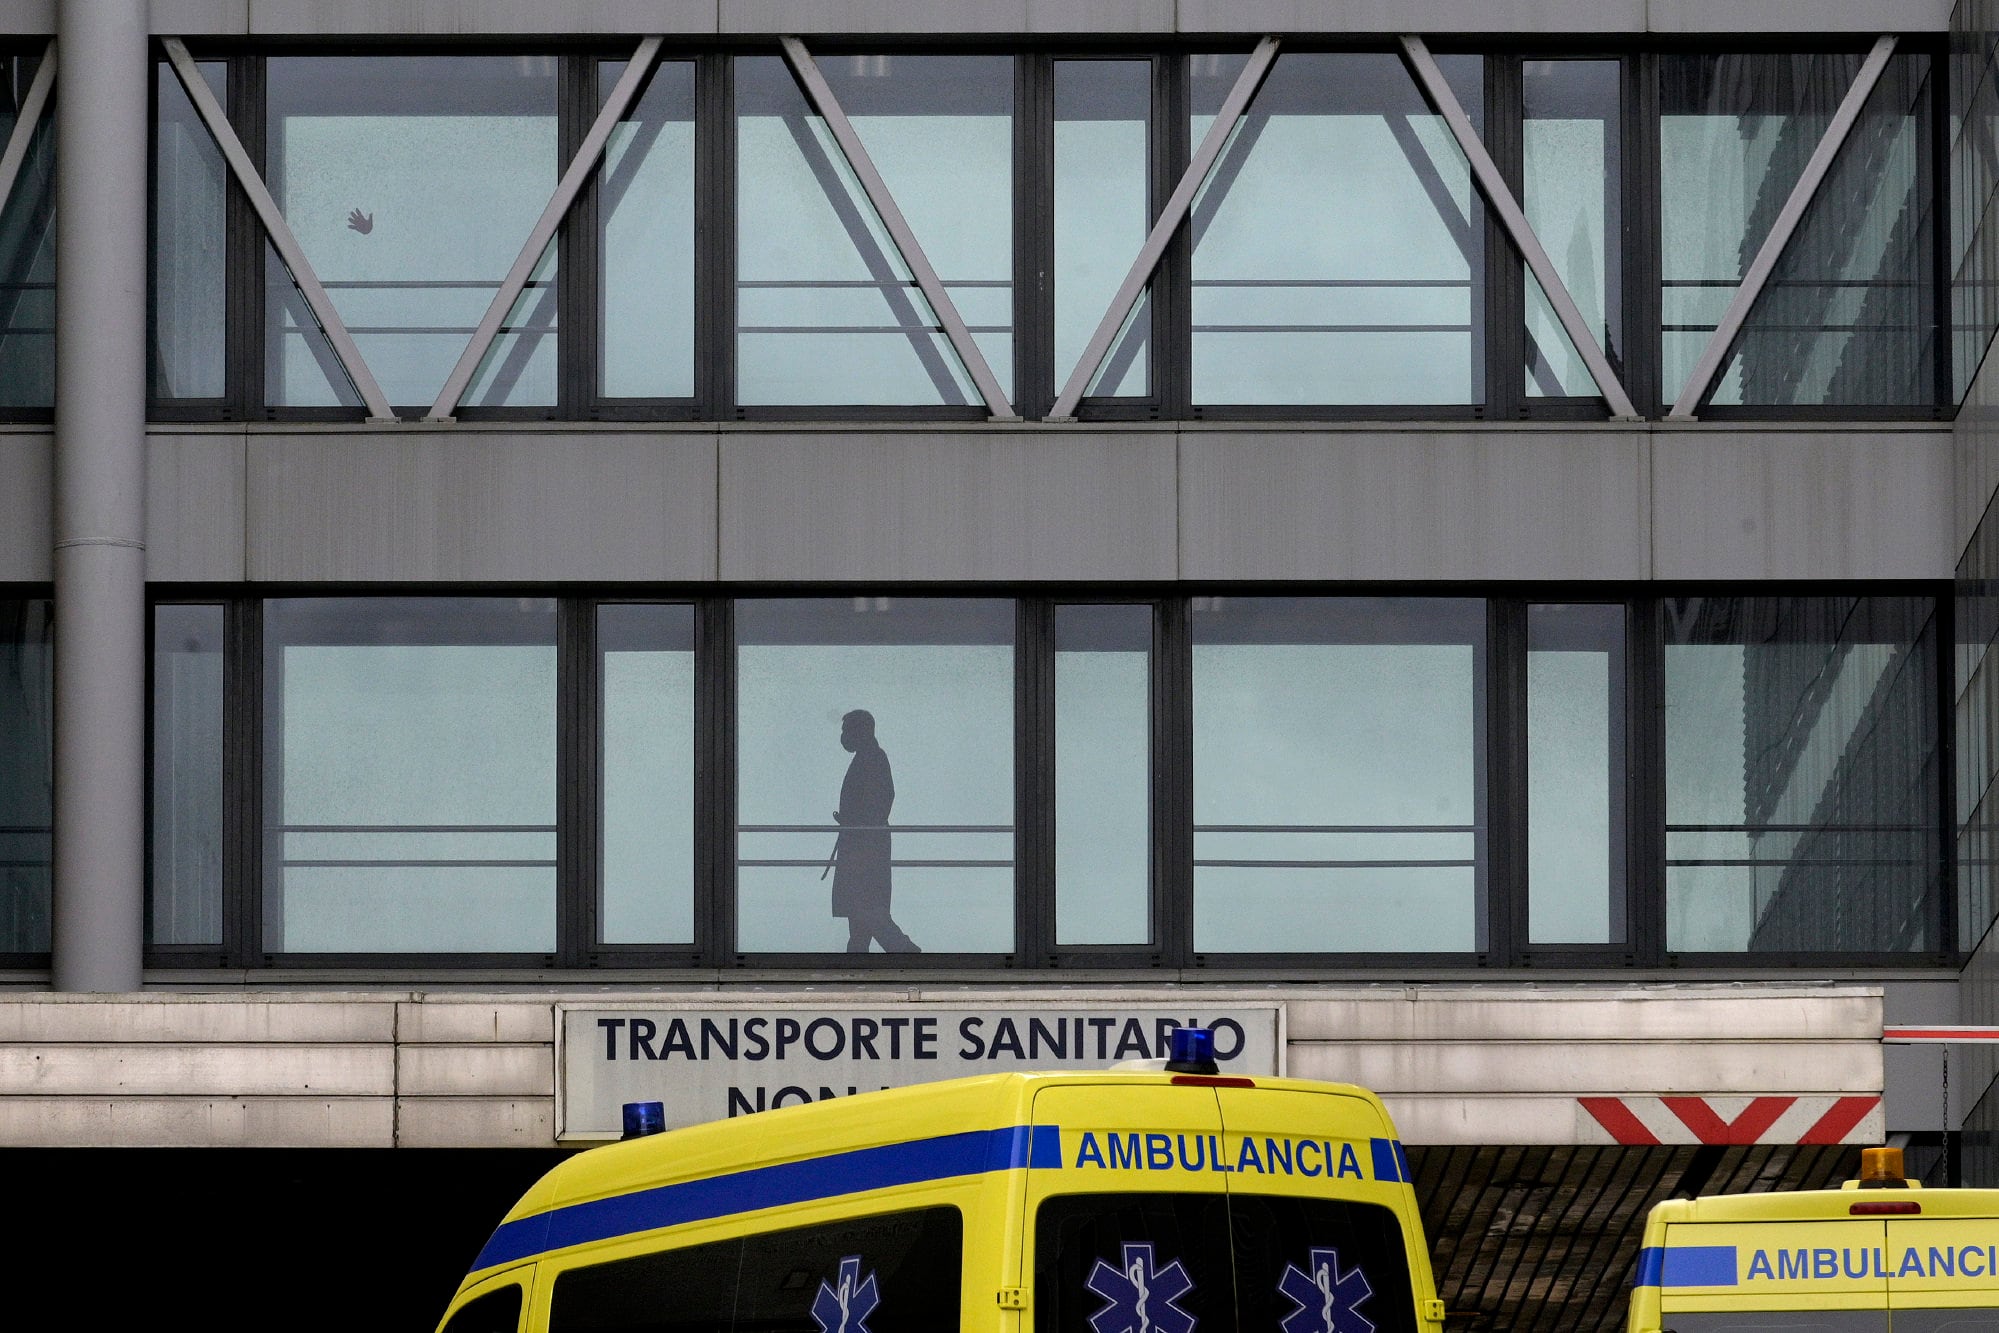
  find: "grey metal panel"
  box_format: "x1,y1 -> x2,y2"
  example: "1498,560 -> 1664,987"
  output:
1172,0 -> 1647,34
0,430 -> 51,581
1176,426 -> 1652,582
244,427 -> 719,583
0,2 -> 53,33
1882,979 -> 1958,1133
149,0 -> 249,33
1646,0 -> 1948,33
146,429 -> 245,582
718,428 -> 1178,582
244,0 -> 720,34
1651,426 -> 1953,580
722,0 -> 1174,33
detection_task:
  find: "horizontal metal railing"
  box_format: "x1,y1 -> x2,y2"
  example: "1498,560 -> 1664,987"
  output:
738,822 -> 1012,871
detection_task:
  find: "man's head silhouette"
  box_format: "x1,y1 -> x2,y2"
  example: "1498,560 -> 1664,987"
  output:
840,709 -> 875,752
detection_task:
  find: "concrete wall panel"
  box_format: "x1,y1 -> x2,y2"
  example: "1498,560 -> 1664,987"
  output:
720,0 -> 1172,32
0,4 -> 51,33
397,1096 -> 557,1147
1177,427 -> 1651,582
245,428 -> 718,583
1288,1039 -> 1882,1094
0,431 -> 51,582
1286,989 -> 1881,1043
1174,0 -> 1647,33
1645,0 -> 1948,32
1652,427 -> 1953,580
152,0 -> 248,32
0,1044 -> 392,1096
397,1043 -> 553,1097
245,0 -> 719,34
0,1095 -> 392,1147
396,1001 -> 554,1045
147,430 -> 246,582
0,998 -> 393,1044
719,428 -> 1177,582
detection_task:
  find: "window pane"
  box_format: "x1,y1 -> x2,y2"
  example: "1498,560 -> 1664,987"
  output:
1523,59 -> 1620,398
1527,604 -> 1626,944
153,59 -> 227,400
599,59 -> 695,400
263,598 -> 557,953
1191,597 -> 1486,953
736,598 -> 1014,954
1035,1194 -> 1234,1333
0,598 -> 51,952
0,55 -> 52,407
1228,1196 -> 1420,1333
264,57 -> 560,409
441,1287 -> 521,1333
735,56 -> 982,407
1664,596 -> 1941,953
1659,53 -> 1863,408
1056,605 -> 1150,945
1056,60 -> 1150,399
1721,54 -> 1937,407
1189,52 -> 1484,405
599,603 -> 695,945
152,604 -> 224,946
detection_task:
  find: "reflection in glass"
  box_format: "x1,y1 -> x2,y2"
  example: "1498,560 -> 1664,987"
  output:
1055,61 -> 1150,399
263,599 -> 557,952
264,57 -> 559,408
0,55 -> 52,407
1659,53 -> 1862,407
1527,604 -> 1625,944
599,59 -> 695,399
1664,596 -> 1940,952
735,57 -> 994,406
1191,597 -> 1486,952
1721,54 -> 1937,407
152,604 -> 224,945
0,599 -> 50,952
1959,512 -> 1999,950
736,598 -> 1013,953
1523,60 -> 1619,397
153,60 -> 227,400
599,604 -> 695,944
1056,605 -> 1150,944
1189,52 -> 1484,405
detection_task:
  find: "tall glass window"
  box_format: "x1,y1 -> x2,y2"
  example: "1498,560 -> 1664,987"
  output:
0,54 -> 53,408
599,59 -> 695,401
1664,596 -> 1941,953
1190,597 -> 1486,953
598,603 -> 695,945
0,598 -> 50,953
152,604 -> 225,946
1658,53 -> 1864,408
1527,604 -> 1626,945
262,598 -> 558,953
1055,604 -> 1150,945
735,56 -> 1005,407
736,598 -> 1014,954
153,59 -> 227,401
1720,54 -> 1937,408
1189,52 -> 1485,406
1522,60 -> 1620,398
263,57 -> 560,409
1055,60 -> 1150,400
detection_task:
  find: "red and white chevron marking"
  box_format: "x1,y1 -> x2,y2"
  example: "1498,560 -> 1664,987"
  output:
1578,1095 -> 1882,1145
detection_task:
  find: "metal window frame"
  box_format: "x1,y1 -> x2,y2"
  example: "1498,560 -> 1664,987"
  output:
1666,35 -> 1899,419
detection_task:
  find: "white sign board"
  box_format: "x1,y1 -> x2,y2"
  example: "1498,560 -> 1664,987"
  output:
556,1004 -> 1284,1140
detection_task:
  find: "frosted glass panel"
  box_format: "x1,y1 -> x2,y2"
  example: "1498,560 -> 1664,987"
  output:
1056,605 -> 1150,944
1191,597 -> 1485,952
0,598 -> 50,952
1055,60 -> 1150,399
154,60 -> 227,400
152,604 -> 225,946
599,604 -> 696,944
1523,60 -> 1619,397
0,55 -> 52,408
600,59 -> 696,399
263,599 -> 557,953
1526,604 -> 1625,944
737,598 -> 1013,954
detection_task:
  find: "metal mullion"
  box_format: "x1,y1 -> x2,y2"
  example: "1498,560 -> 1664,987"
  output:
704,52 -> 734,418
1049,37 -> 1278,422
1668,35 -> 1899,419
1489,599 -> 1525,963
427,36 -> 664,421
1937,588 -> 1958,958
703,597 -> 737,962
1156,53 -> 1189,419
558,598 -> 590,969
1017,54 -> 1052,419
238,597 -> 265,964
1630,597 -> 1666,964
0,41 -> 54,249
558,53 -> 592,422
1626,53 -> 1658,416
1018,598 -> 1050,963
1158,596 -> 1192,965
1402,36 -> 1639,420
1486,54 -> 1520,420
1933,46 -> 1953,414
160,38 -> 397,422
778,36 -> 1019,420
232,52 -> 263,420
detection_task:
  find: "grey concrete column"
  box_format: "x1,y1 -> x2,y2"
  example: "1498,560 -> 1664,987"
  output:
51,0 -> 148,991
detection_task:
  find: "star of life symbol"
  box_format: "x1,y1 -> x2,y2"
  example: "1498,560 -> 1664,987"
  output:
1278,1248 -> 1374,1333
811,1256 -> 880,1333
1087,1243 -> 1197,1333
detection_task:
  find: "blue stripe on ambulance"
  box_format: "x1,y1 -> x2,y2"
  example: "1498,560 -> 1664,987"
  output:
1370,1138 -> 1411,1183
1633,1246 -> 1739,1289
474,1124 -> 1060,1271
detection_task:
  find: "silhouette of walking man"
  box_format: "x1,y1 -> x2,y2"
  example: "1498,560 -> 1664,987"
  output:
828,709 -> 919,953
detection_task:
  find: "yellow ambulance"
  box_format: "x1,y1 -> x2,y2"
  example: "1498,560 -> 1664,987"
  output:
1629,1147 -> 1999,1333
433,1030 -> 1446,1333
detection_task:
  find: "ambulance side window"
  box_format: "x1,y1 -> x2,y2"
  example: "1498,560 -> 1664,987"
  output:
442,1285 -> 523,1333
1035,1195 -> 1236,1333
1229,1195 -> 1418,1333
547,1207 -> 962,1333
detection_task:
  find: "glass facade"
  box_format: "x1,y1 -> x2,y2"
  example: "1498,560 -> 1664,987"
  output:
1055,59 -> 1151,400
0,53 -> 51,409
153,59 -> 226,401
598,59 -> 696,401
598,603 -> 696,945
0,598 -> 50,954
1522,59 -> 1619,398
1055,604 -> 1151,945
1527,604 -> 1626,945
151,603 -> 224,946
